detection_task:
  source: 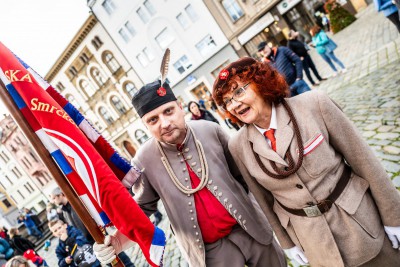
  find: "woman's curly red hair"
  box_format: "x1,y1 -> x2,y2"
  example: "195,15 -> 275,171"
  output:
212,57 -> 289,123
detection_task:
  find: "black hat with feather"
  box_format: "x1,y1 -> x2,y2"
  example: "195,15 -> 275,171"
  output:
131,48 -> 177,117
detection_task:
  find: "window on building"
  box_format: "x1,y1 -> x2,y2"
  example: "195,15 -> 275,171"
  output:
176,13 -> 190,29
80,53 -> 90,63
43,172 -> 52,181
195,35 -> 217,56
125,21 -> 136,36
2,199 -> 11,208
27,182 -> 35,192
173,55 -> 192,74
37,176 -> 44,186
102,0 -> 116,15
155,28 -> 175,49
17,190 -> 25,199
137,7 -> 150,23
5,175 -> 13,185
99,107 -> 114,125
91,68 -> 106,86
137,53 -> 149,67
92,36 -> 103,50
185,4 -> 199,22
67,94 -> 81,109
11,168 -> 22,179
222,0 -> 244,22
16,136 -> 25,145
143,47 -> 155,61
143,0 -> 156,16
124,82 -> 138,98
69,66 -> 78,76
135,129 -> 149,144
0,151 -> 9,163
42,173 -> 49,182
56,82 -> 65,92
103,52 -> 121,73
111,96 -> 127,115
24,156 -> 31,166
118,28 -> 131,43
29,152 -> 38,162
80,79 -> 96,96
38,200 -> 46,209
24,184 -> 32,193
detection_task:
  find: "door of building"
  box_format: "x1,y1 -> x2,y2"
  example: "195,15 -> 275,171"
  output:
284,3 -> 315,43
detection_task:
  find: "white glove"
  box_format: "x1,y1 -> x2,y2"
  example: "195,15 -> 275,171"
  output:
384,226 -> 400,249
93,230 -> 135,265
284,246 -> 309,266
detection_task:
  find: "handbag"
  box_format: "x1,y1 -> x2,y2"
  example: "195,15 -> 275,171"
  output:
325,38 -> 337,53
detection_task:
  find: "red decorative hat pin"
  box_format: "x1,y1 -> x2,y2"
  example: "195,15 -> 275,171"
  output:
157,86 -> 167,96
219,69 -> 229,80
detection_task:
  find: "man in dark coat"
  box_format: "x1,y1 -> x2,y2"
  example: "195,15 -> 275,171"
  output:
258,41 -> 311,97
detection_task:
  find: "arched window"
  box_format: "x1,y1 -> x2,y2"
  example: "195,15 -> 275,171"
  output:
135,129 -> 149,144
80,53 -> 90,63
92,36 -> 103,50
123,140 -> 136,157
80,79 -> 96,96
99,107 -> 114,125
103,52 -> 121,73
66,94 -> 81,109
91,68 -> 106,86
111,96 -> 127,115
124,82 -> 138,98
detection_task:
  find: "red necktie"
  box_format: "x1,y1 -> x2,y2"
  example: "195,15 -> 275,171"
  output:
264,129 -> 277,152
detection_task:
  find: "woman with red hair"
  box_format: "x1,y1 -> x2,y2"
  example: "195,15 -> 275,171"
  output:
212,57 -> 400,267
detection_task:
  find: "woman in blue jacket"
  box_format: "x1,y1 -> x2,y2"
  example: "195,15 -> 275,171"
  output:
310,25 -> 347,77
374,0 -> 400,32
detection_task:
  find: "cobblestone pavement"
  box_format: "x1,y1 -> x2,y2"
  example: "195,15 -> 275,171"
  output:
37,4 -> 399,267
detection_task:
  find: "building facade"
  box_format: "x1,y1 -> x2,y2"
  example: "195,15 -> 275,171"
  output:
87,0 -> 239,112
0,115 -> 54,227
203,0 -> 367,57
45,15 -> 147,158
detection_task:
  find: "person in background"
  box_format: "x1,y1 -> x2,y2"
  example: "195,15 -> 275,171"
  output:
374,0 -> 400,32
287,29 -> 326,87
258,41 -> 311,97
23,209 -> 43,233
0,227 -> 9,242
8,228 -> 35,256
5,256 -> 31,267
187,101 -> 220,124
310,25 -> 347,77
50,188 -> 134,267
49,219 -> 100,267
212,57 -> 400,267
46,203 -> 59,222
0,237 -> 14,262
23,250 -> 47,267
17,215 -> 42,241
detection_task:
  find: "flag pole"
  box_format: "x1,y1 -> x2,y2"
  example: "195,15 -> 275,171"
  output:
0,80 -> 125,267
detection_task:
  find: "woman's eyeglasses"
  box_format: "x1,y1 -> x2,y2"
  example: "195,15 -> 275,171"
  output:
222,83 -> 250,110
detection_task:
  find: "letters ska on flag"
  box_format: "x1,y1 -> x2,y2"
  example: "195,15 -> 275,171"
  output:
0,42 -> 165,267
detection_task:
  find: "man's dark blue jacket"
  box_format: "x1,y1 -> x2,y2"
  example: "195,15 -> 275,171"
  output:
55,225 -> 100,267
265,47 -> 303,86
